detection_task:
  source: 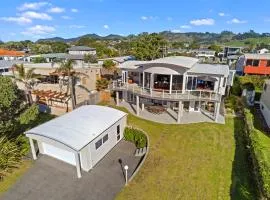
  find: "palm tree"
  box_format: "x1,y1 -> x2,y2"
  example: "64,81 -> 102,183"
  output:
14,64 -> 39,104
56,59 -> 88,110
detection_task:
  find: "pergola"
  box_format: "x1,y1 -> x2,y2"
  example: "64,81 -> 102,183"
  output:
32,89 -> 71,108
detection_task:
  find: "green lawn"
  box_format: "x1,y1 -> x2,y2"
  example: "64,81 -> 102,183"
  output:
0,160 -> 32,195
113,106 -> 258,200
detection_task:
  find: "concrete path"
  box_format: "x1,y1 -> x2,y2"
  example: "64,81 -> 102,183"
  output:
2,140 -> 140,200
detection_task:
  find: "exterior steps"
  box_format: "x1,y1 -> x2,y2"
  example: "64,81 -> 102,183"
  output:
135,147 -> 147,157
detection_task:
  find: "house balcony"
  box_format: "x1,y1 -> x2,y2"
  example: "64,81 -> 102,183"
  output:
110,81 -> 222,102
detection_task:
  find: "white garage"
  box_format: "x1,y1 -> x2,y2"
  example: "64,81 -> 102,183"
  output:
25,105 -> 127,178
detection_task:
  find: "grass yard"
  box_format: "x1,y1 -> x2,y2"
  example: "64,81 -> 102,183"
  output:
0,160 -> 32,195
113,106 -> 258,200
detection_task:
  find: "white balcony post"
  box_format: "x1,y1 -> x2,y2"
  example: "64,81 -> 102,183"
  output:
199,91 -> 201,99
75,153 -> 82,178
150,88 -> 152,97
169,74 -> 173,94
136,95 -> 140,116
162,90 -> 164,98
116,91 -> 119,106
215,102 -> 221,122
29,138 -> 37,160
142,72 -> 145,90
177,101 -> 182,123
210,92 -> 212,100
188,90 -> 190,99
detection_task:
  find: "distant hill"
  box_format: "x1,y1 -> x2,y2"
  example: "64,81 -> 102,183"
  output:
37,34 -> 124,43
33,30 -> 270,47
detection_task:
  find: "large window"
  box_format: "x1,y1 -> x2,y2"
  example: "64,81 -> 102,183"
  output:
253,60 -> 260,66
246,59 -> 260,66
267,60 -> 270,67
246,59 -> 253,66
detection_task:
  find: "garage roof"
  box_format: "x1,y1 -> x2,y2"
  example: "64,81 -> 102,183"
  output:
25,106 -> 127,151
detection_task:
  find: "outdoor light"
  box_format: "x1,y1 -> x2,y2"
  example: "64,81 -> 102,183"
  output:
124,165 -> 129,185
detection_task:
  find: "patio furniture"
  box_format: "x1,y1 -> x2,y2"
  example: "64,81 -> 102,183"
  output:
146,105 -> 166,114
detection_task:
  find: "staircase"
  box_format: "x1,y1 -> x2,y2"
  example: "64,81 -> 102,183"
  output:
135,147 -> 147,157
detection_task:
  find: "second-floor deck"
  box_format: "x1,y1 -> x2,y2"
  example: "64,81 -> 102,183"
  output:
110,81 -> 222,102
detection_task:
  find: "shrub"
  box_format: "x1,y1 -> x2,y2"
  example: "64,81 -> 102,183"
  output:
0,137 -> 23,178
124,127 -> 147,148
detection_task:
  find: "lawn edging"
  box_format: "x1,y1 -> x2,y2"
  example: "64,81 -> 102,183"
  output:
125,126 -> 150,183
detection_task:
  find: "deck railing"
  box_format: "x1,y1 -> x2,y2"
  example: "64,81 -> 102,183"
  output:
110,81 -> 221,101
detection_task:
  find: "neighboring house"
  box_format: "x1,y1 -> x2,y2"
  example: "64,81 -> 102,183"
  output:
193,48 -> 216,58
236,54 -> 270,75
112,56 -> 231,123
25,105 -> 127,178
258,48 -> 269,54
227,55 -> 240,68
68,46 -> 96,56
0,49 -> 25,61
0,60 -> 25,76
97,56 -> 135,66
260,80 -> 270,128
23,62 -> 101,91
223,46 -> 242,58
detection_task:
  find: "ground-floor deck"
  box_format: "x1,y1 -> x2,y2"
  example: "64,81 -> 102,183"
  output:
120,101 -> 225,124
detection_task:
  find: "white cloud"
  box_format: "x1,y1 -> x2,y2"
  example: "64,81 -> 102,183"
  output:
103,24 -> 109,29
190,18 -> 215,26
21,25 -> 55,35
21,11 -> 52,20
62,15 -> 72,20
47,7 -> 65,13
167,17 -> 173,21
140,16 -> 158,21
0,16 -> 32,25
141,16 -> 148,20
219,12 -> 225,17
69,25 -> 86,28
227,18 -> 247,24
18,2 -> 49,11
71,8 -> 78,13
171,29 -> 182,33
180,25 -> 191,29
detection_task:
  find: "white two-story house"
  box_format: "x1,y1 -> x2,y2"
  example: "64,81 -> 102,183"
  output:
111,56 -> 230,124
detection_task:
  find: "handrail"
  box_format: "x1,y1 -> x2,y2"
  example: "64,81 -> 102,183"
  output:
111,81 -> 221,101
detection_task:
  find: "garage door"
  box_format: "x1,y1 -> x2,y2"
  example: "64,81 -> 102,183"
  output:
42,143 -> 76,165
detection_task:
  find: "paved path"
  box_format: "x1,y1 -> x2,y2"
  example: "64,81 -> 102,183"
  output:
2,140 -> 140,200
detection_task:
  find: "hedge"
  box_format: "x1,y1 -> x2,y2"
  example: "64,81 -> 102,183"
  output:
124,127 -> 147,148
244,108 -> 270,198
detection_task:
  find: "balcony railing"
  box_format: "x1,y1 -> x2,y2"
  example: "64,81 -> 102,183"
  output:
110,81 -> 222,101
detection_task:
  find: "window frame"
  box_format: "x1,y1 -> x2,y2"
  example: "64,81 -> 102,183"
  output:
95,139 -> 102,150
103,134 -> 108,143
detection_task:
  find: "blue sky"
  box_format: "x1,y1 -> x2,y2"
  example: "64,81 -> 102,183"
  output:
0,0 -> 270,41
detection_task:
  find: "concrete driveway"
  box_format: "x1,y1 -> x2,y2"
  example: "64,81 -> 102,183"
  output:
2,140 -> 141,200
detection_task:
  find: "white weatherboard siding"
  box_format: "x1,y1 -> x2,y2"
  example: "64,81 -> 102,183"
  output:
42,143 -> 76,165
25,105 -> 127,178
90,118 -> 126,167
261,102 -> 270,128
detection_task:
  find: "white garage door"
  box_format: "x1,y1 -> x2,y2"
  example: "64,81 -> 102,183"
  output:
42,143 -> 76,165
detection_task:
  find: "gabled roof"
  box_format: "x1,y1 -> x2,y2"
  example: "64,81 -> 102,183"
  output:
25,106 -> 127,151
68,46 -> 96,51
